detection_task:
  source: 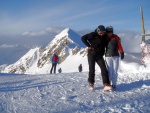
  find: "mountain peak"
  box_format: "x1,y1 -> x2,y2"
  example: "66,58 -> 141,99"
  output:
61,28 -> 74,33
55,28 -> 75,38
62,28 -> 71,32
55,28 -> 85,48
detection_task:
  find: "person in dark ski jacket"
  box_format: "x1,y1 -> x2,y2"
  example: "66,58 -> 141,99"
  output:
78,64 -> 82,72
105,26 -> 124,89
81,25 -> 112,91
50,53 -> 59,74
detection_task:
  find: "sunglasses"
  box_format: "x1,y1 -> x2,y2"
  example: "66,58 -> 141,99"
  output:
100,32 -> 105,34
107,31 -> 113,33
98,32 -> 105,35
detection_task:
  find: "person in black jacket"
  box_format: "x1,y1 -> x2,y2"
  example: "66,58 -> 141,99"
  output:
81,25 -> 112,91
78,64 -> 82,72
58,68 -> 62,73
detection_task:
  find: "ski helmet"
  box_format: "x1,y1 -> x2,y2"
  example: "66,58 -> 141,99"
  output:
96,25 -> 106,33
106,26 -> 113,33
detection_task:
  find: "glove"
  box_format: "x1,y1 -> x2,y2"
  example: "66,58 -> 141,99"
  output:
120,52 -> 124,60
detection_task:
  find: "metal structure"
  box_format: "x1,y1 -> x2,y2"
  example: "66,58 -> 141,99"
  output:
140,6 -> 150,64
140,6 -> 145,42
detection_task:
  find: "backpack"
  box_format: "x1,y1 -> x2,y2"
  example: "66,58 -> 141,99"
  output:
53,55 -> 58,62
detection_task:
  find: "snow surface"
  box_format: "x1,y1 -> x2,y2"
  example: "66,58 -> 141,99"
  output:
0,57 -> 150,113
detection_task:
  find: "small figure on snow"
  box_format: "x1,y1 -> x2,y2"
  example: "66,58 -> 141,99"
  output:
78,64 -> 82,72
50,53 -> 59,74
58,68 -> 62,73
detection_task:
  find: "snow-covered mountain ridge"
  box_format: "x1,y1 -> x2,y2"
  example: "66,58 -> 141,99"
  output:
2,28 -> 87,74
2,28 -> 148,74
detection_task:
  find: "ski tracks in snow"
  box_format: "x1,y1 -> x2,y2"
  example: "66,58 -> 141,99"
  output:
0,72 -> 150,113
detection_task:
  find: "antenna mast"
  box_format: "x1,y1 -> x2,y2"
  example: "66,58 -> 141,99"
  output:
140,6 -> 145,42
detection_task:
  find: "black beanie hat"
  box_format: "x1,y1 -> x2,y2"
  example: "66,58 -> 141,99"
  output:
96,25 -> 106,33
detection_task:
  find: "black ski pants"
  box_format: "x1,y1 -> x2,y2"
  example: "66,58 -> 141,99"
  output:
50,64 -> 57,74
87,53 -> 110,85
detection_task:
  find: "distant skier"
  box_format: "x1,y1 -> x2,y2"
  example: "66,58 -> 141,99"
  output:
78,64 -> 82,72
58,68 -> 62,73
105,26 -> 124,90
50,53 -> 59,74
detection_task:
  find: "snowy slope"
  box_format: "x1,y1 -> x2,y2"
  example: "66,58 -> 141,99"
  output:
3,47 -> 40,74
0,70 -> 150,113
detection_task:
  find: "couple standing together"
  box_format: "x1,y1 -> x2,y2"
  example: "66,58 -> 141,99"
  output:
81,25 -> 124,92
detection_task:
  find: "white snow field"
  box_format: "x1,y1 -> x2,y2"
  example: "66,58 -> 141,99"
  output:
0,70 -> 150,113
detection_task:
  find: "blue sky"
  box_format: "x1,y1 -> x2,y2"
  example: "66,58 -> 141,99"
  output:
0,0 -> 150,35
